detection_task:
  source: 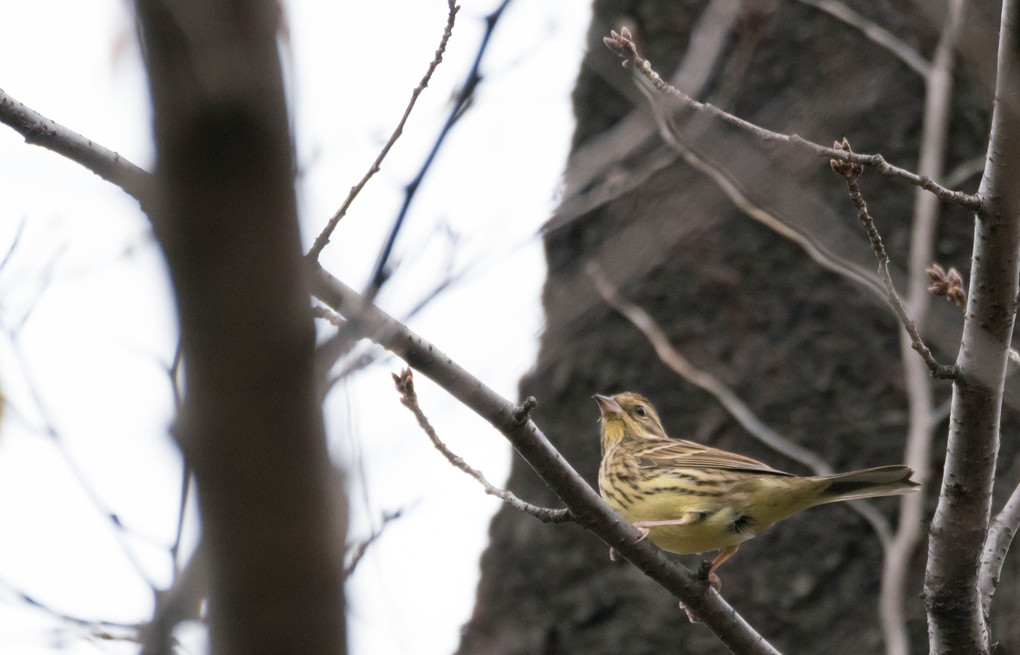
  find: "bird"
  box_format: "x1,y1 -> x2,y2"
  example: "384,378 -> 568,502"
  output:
595,392 -> 918,587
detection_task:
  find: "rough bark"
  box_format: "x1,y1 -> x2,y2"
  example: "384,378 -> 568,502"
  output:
458,1 -> 1019,653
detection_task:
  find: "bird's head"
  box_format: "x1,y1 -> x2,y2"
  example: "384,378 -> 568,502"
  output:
594,392 -> 668,454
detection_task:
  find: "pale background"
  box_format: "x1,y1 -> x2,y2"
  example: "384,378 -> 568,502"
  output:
0,1 -> 590,653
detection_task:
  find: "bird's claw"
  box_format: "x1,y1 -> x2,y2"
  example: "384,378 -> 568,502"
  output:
696,560 -> 722,591
679,601 -> 702,623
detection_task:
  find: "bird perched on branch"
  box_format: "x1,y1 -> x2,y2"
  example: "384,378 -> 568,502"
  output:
596,392 -> 918,587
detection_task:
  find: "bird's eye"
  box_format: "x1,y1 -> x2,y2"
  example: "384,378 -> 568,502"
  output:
634,405 -> 647,417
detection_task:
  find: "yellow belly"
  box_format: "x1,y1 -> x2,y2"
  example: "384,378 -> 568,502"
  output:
599,471 -> 812,555
643,511 -> 756,554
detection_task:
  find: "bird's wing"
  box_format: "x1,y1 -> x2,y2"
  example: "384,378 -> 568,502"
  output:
633,439 -> 795,477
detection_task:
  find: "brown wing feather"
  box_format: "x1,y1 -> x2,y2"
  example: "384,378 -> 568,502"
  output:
632,439 -> 795,477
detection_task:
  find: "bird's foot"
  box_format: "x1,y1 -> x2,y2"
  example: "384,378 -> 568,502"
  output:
631,524 -> 651,543
679,601 -> 702,623
696,560 -> 722,591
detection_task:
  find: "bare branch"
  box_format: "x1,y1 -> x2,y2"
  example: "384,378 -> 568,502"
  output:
164,341 -> 189,577
393,368 -> 571,523
306,0 -> 460,260
0,88 -> 152,207
4,338 -> 158,590
344,509 -> 405,578
795,0 -> 930,77
310,265 -> 781,653
979,480 -> 1020,617
364,0 -> 512,304
0,579 -> 142,635
0,215 -> 27,274
602,28 -> 981,211
830,139 -> 958,380
140,545 -> 208,655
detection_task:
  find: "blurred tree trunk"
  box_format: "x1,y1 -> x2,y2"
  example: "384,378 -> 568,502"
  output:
458,0 -> 1019,653
135,1 -> 347,654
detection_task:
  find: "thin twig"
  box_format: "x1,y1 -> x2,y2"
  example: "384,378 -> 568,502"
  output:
139,545 -> 209,655
363,0 -> 512,305
11,244 -> 67,337
167,341 -> 189,576
393,368 -> 571,523
1,580 -> 142,634
627,58 -> 884,302
602,28 -> 982,211
343,509 -> 406,578
587,262 -> 892,545
0,215 -> 27,274
795,0 -> 930,77
546,0 -> 748,237
830,139 -> 958,380
306,0 -> 460,260
5,337 -> 158,590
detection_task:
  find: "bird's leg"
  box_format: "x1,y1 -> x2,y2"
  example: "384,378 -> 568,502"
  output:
701,544 -> 739,590
681,546 -> 739,624
609,524 -> 650,561
632,513 -> 700,530
608,514 -> 699,561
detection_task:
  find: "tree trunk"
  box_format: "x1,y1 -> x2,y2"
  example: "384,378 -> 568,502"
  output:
458,1 -> 1019,653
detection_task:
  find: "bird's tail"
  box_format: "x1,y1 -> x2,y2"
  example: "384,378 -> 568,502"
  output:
812,465 -> 919,504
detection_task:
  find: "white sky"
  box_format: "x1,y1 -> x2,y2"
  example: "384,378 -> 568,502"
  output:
0,1 -> 590,653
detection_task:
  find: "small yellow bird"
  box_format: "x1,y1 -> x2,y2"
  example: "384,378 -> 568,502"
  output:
596,392 -> 918,584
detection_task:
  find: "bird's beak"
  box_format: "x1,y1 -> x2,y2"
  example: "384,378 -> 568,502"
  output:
594,394 -> 623,419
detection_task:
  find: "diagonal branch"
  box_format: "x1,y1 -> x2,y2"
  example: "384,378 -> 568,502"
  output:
310,265 -> 781,654
979,479 -> 1020,618
795,0 -> 930,77
363,0 -> 512,305
306,0 -> 459,260
344,508 -> 405,578
0,88 -> 153,207
1,579 -> 142,635
602,28 -> 981,211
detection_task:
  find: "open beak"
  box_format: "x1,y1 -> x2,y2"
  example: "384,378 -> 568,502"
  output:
594,394 -> 623,419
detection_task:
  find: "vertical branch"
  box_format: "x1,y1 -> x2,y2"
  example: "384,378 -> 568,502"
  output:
133,1 -> 346,655
925,0 -> 1020,652
880,2 -> 964,654
979,480 -> 1020,615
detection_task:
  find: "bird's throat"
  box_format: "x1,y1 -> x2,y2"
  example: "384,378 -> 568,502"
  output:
601,419 -> 627,456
